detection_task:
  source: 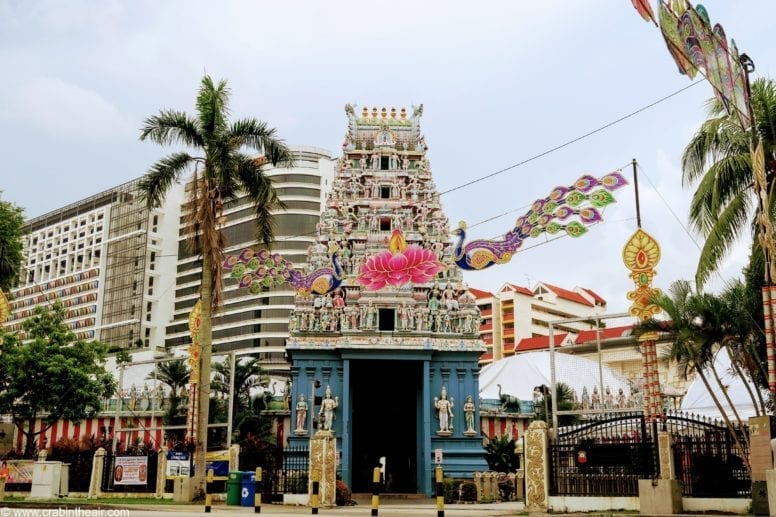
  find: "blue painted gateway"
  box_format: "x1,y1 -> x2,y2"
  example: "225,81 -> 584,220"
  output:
285,105 -> 487,495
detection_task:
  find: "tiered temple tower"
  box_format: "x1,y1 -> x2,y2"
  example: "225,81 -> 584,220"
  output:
287,105 -> 486,495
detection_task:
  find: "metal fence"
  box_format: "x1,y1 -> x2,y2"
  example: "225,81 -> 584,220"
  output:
239,443 -> 284,502
664,412 -> 750,498
281,444 -> 309,494
549,412 -> 658,497
49,450 -> 95,492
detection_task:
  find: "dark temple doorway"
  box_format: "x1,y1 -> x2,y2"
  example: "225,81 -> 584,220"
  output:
350,360 -> 421,493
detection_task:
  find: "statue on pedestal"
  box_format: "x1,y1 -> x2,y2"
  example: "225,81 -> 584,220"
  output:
318,385 -> 339,432
463,395 -> 476,436
295,395 -> 308,434
434,386 -> 454,436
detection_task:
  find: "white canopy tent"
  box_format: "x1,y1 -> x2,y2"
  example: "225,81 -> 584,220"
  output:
479,351 -> 633,403
679,349 -> 765,420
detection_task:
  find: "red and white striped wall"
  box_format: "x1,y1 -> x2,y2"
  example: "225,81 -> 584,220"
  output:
480,415 -> 530,441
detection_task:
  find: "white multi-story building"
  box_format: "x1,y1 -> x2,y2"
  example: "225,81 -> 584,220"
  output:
5,179 -> 183,350
472,281 -> 607,364
163,146 -> 335,373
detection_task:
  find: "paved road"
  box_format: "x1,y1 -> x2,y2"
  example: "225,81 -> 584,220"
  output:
0,503 -> 529,517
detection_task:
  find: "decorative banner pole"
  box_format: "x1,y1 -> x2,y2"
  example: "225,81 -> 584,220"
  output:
186,300 -> 202,443
623,159 -> 663,422
631,1 -> 776,394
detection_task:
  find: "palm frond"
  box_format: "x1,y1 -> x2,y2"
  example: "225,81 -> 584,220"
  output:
139,110 -> 203,147
695,191 -> 751,288
235,154 -> 285,246
197,75 -> 230,137
230,119 -> 295,168
139,152 -> 197,208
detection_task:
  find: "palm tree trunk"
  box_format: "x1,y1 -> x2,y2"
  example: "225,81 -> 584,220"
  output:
696,369 -> 750,472
725,345 -> 761,417
708,359 -> 749,449
194,251 -> 213,496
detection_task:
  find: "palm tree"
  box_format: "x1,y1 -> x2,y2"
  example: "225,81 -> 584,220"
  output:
139,75 -> 293,490
148,360 -> 191,440
681,77 -> 776,288
634,281 -> 749,460
211,356 -> 268,418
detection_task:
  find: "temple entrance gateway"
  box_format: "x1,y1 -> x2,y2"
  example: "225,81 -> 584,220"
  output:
350,360 -> 421,493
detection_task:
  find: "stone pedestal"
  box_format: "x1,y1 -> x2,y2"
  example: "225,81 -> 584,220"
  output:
309,430 -> 336,506
524,420 -> 549,512
638,479 -> 682,515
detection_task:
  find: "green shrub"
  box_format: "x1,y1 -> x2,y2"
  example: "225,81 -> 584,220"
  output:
460,481 -> 477,502
442,477 -> 458,504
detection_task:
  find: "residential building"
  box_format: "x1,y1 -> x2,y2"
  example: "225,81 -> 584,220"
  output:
4,178 -> 183,351
472,281 -> 607,363
162,146 -> 335,374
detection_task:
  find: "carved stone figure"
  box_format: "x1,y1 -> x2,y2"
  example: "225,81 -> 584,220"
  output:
463,395 -> 476,435
295,395 -> 308,433
434,386 -> 454,434
591,386 -> 601,409
318,385 -> 339,432
581,386 -> 590,410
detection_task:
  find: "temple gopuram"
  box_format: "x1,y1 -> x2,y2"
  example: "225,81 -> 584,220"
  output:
286,105 -> 487,495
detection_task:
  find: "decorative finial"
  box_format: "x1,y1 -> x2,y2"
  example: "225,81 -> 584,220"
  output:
381,107 -> 387,118
362,107 -> 369,118
390,107 -> 397,118
372,107 -> 378,119
400,108 -> 407,119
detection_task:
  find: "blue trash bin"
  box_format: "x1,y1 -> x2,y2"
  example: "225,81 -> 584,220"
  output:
240,471 -> 256,507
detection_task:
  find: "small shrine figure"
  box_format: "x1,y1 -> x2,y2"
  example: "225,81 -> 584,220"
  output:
616,388 -> 627,409
434,386 -> 454,435
604,386 -> 614,409
399,303 -> 410,331
140,384 -> 150,411
333,290 -> 345,309
295,395 -> 308,434
129,385 -> 138,410
318,386 -> 339,432
283,379 -> 292,410
591,386 -> 601,410
581,386 -> 590,410
463,395 -> 477,436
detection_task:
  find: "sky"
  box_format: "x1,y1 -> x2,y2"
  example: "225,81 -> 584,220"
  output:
1,0 -> 774,315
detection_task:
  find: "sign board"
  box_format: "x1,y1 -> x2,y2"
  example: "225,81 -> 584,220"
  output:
434,448 -> 443,464
166,451 -> 190,477
113,456 -> 149,485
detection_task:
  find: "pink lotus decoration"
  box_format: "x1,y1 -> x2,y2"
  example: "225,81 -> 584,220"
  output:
358,229 -> 445,290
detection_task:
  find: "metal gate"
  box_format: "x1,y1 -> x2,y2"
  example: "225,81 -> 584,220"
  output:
549,412 -> 658,496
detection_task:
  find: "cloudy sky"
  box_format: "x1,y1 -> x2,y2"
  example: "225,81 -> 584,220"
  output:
1,1 -> 774,314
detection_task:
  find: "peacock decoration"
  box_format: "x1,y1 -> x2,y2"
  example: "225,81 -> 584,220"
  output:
452,171 -> 628,271
223,246 -> 344,297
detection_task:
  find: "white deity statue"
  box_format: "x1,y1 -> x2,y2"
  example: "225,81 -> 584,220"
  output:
434,386 -> 454,434
318,386 -> 339,432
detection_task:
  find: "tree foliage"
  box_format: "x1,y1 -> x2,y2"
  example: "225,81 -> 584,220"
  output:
139,75 -> 293,483
0,197 -> 25,292
0,303 -> 115,456
484,434 -> 520,473
681,77 -> 776,288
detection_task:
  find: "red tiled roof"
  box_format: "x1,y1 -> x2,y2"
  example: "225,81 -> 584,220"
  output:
575,325 -> 633,344
580,287 -> 607,306
468,287 -> 494,299
542,283 -> 594,307
501,283 -> 533,296
514,333 -> 568,353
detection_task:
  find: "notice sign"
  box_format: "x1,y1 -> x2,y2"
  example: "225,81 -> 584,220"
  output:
166,451 -> 190,477
114,456 -> 149,485
434,448 -> 443,464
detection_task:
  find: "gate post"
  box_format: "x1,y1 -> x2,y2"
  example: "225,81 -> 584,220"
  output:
638,431 -> 681,515
749,416 -> 771,515
309,430 -> 336,506
524,420 -> 549,512
88,447 -> 106,499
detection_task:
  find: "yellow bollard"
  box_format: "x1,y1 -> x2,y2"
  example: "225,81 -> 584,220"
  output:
371,466 -> 381,516
435,466 -> 445,517
204,468 -> 215,513
254,467 -> 262,513
310,468 -> 320,515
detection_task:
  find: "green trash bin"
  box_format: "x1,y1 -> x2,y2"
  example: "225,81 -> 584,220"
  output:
226,471 -> 242,506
